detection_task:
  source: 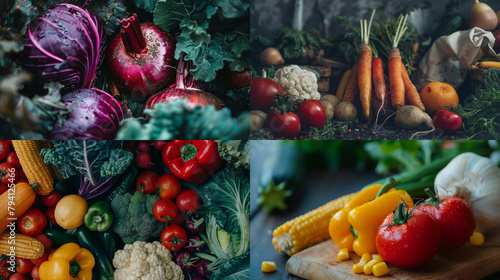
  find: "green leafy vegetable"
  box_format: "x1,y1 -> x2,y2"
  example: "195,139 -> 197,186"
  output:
216,140 -> 250,170
87,0 -> 129,37
209,253 -> 249,280
273,27 -> 321,59
116,100 -> 250,140
132,0 -> 158,13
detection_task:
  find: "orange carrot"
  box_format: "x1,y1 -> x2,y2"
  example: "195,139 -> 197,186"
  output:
342,63 -> 359,103
372,57 -> 386,102
401,64 -> 425,111
357,10 -> 375,121
388,14 -> 409,109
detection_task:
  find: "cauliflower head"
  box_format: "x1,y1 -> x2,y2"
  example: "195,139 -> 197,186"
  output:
273,65 -> 321,101
113,241 -> 183,280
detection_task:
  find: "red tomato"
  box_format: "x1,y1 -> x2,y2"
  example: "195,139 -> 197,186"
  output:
414,195 -> 475,248
250,78 -> 285,111
297,99 -> 326,129
376,210 -> 440,268
30,253 -> 47,266
31,264 -> 40,280
0,184 -> 8,195
45,207 -> 57,225
0,140 -> 11,162
136,171 -> 159,194
40,191 -> 62,207
433,110 -> 462,133
15,258 -> 34,275
161,225 -> 187,251
176,189 -> 201,212
153,198 -> 179,223
158,174 -> 182,199
34,233 -> 52,250
6,152 -> 20,168
225,69 -> 251,89
18,209 -> 47,236
11,273 -> 27,280
0,256 -> 14,279
265,110 -> 301,138
0,163 -> 17,185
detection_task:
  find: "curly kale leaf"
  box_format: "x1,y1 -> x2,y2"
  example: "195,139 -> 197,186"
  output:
116,99 -> 250,140
100,149 -> 134,178
216,140 -> 250,170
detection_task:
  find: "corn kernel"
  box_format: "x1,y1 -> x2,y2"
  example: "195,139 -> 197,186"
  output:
261,261 -> 277,273
372,254 -> 384,262
337,248 -> 350,261
364,258 -> 382,275
359,253 -> 371,264
373,262 -> 389,277
352,263 -> 365,274
470,232 -> 485,247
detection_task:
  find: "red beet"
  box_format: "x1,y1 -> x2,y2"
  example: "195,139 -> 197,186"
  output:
107,14 -> 177,101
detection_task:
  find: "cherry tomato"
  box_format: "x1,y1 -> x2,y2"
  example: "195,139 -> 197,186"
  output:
265,110 -> 301,138
18,208 -> 47,236
153,198 -> 179,223
0,140 -> 11,162
136,171 -> 159,194
157,174 -> 182,199
34,233 -> 52,250
376,210 -> 440,268
224,69 -> 251,89
297,99 -> 326,130
40,191 -> 62,207
250,78 -> 285,111
0,163 -> 17,185
30,252 -> 48,266
11,273 -> 27,280
15,258 -> 34,275
0,256 -> 14,279
433,110 -> 462,133
31,264 -> 40,280
161,225 -> 187,251
415,194 -> 475,248
176,189 -> 202,212
0,184 -> 8,195
45,207 -> 57,225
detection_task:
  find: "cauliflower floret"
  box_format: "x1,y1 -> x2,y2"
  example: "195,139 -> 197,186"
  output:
273,65 -> 321,101
113,241 -> 184,280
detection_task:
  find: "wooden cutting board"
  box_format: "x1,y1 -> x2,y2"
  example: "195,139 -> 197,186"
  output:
287,226 -> 500,279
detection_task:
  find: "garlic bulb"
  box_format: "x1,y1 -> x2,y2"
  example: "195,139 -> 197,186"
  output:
434,153 -> 500,233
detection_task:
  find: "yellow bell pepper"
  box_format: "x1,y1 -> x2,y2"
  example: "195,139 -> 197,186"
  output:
329,184 -> 382,251
349,189 -> 413,256
39,243 -> 95,280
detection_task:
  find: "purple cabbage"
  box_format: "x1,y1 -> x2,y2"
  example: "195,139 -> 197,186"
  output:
18,4 -> 105,93
49,88 -> 123,140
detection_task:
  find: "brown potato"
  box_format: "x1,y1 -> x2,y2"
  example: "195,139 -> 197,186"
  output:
250,110 -> 267,132
319,100 -> 334,120
320,94 -> 340,109
335,101 -> 357,121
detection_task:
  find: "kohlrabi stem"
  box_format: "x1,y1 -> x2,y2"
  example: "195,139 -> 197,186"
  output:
119,14 -> 146,55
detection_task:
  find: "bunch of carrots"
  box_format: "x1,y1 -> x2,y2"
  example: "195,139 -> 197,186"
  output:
337,13 -> 425,123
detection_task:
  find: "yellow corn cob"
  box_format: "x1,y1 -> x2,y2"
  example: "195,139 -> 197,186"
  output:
272,192 -> 359,256
12,140 -> 54,195
0,233 -> 44,259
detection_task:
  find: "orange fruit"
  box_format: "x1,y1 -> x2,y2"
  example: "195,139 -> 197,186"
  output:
420,82 -> 459,116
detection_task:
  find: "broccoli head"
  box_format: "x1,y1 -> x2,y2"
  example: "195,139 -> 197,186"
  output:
111,191 -> 165,244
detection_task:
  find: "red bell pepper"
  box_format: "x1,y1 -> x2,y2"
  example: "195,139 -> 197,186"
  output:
162,140 -> 223,184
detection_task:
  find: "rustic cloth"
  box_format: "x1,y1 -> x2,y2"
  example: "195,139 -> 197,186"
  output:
414,27 -> 500,90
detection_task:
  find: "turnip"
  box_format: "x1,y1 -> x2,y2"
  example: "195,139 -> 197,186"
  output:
394,105 -> 435,139
334,101 -> 357,121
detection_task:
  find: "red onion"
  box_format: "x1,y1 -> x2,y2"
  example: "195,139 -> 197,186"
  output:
107,14 -> 176,101
145,58 -> 225,111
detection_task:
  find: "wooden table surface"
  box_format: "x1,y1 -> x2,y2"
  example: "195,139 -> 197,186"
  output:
249,140 -> 500,280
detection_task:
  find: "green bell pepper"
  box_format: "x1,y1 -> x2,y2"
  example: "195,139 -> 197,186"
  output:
84,201 -> 114,232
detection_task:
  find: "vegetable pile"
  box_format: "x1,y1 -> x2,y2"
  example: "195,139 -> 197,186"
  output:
0,140 -> 250,279
265,140 -> 500,278
0,0 -> 249,140
251,0 -> 500,140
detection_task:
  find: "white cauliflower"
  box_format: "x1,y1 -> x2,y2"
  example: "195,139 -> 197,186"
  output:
113,241 -> 183,280
273,65 -> 321,101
